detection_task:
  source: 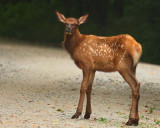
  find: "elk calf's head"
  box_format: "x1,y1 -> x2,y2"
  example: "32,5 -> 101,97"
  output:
56,11 -> 88,36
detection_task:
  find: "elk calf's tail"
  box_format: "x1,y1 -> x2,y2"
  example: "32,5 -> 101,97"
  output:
125,35 -> 142,67
133,43 -> 142,66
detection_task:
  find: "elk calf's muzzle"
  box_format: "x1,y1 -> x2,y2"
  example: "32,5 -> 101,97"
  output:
66,24 -> 72,33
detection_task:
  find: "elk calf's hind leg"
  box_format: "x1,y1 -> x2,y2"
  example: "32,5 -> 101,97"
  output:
84,71 -> 95,119
72,70 -> 92,119
119,70 -> 140,126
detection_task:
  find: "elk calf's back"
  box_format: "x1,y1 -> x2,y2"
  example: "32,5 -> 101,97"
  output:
56,11 -> 142,126
73,34 -> 142,72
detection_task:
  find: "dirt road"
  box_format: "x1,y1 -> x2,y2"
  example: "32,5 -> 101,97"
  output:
0,40 -> 160,128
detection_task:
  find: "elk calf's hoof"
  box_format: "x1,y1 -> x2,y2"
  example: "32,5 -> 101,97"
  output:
71,113 -> 81,119
126,119 -> 139,126
84,113 -> 91,119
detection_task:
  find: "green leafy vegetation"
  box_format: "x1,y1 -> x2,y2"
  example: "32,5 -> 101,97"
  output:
149,106 -> 156,114
56,108 -> 63,112
117,111 -> 123,115
141,115 -> 144,119
122,115 -> 128,119
154,120 -> 160,126
95,117 -> 108,124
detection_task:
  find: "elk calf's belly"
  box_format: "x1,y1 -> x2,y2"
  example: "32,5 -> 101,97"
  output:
94,59 -> 116,72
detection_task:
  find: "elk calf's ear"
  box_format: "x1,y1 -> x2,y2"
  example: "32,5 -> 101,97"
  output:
56,11 -> 66,23
78,14 -> 89,25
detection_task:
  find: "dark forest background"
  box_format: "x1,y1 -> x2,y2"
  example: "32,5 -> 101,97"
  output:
0,0 -> 160,64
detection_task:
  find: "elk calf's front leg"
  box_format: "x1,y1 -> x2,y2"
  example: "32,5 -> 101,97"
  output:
84,71 -> 95,119
72,70 -> 91,119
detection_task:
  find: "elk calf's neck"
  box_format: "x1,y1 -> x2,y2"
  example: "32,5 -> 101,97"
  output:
56,11 -> 142,126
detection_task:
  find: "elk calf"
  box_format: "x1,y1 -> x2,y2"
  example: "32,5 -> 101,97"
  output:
56,11 -> 142,126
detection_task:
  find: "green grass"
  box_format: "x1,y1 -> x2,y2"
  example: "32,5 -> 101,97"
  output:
149,106 -> 156,114
95,118 -> 108,124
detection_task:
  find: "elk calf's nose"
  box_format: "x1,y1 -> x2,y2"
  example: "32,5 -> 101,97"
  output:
66,27 -> 71,32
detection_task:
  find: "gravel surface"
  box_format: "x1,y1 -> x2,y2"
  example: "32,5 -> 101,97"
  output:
0,40 -> 160,128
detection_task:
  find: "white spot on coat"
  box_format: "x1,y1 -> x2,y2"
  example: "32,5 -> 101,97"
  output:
89,47 -> 93,52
